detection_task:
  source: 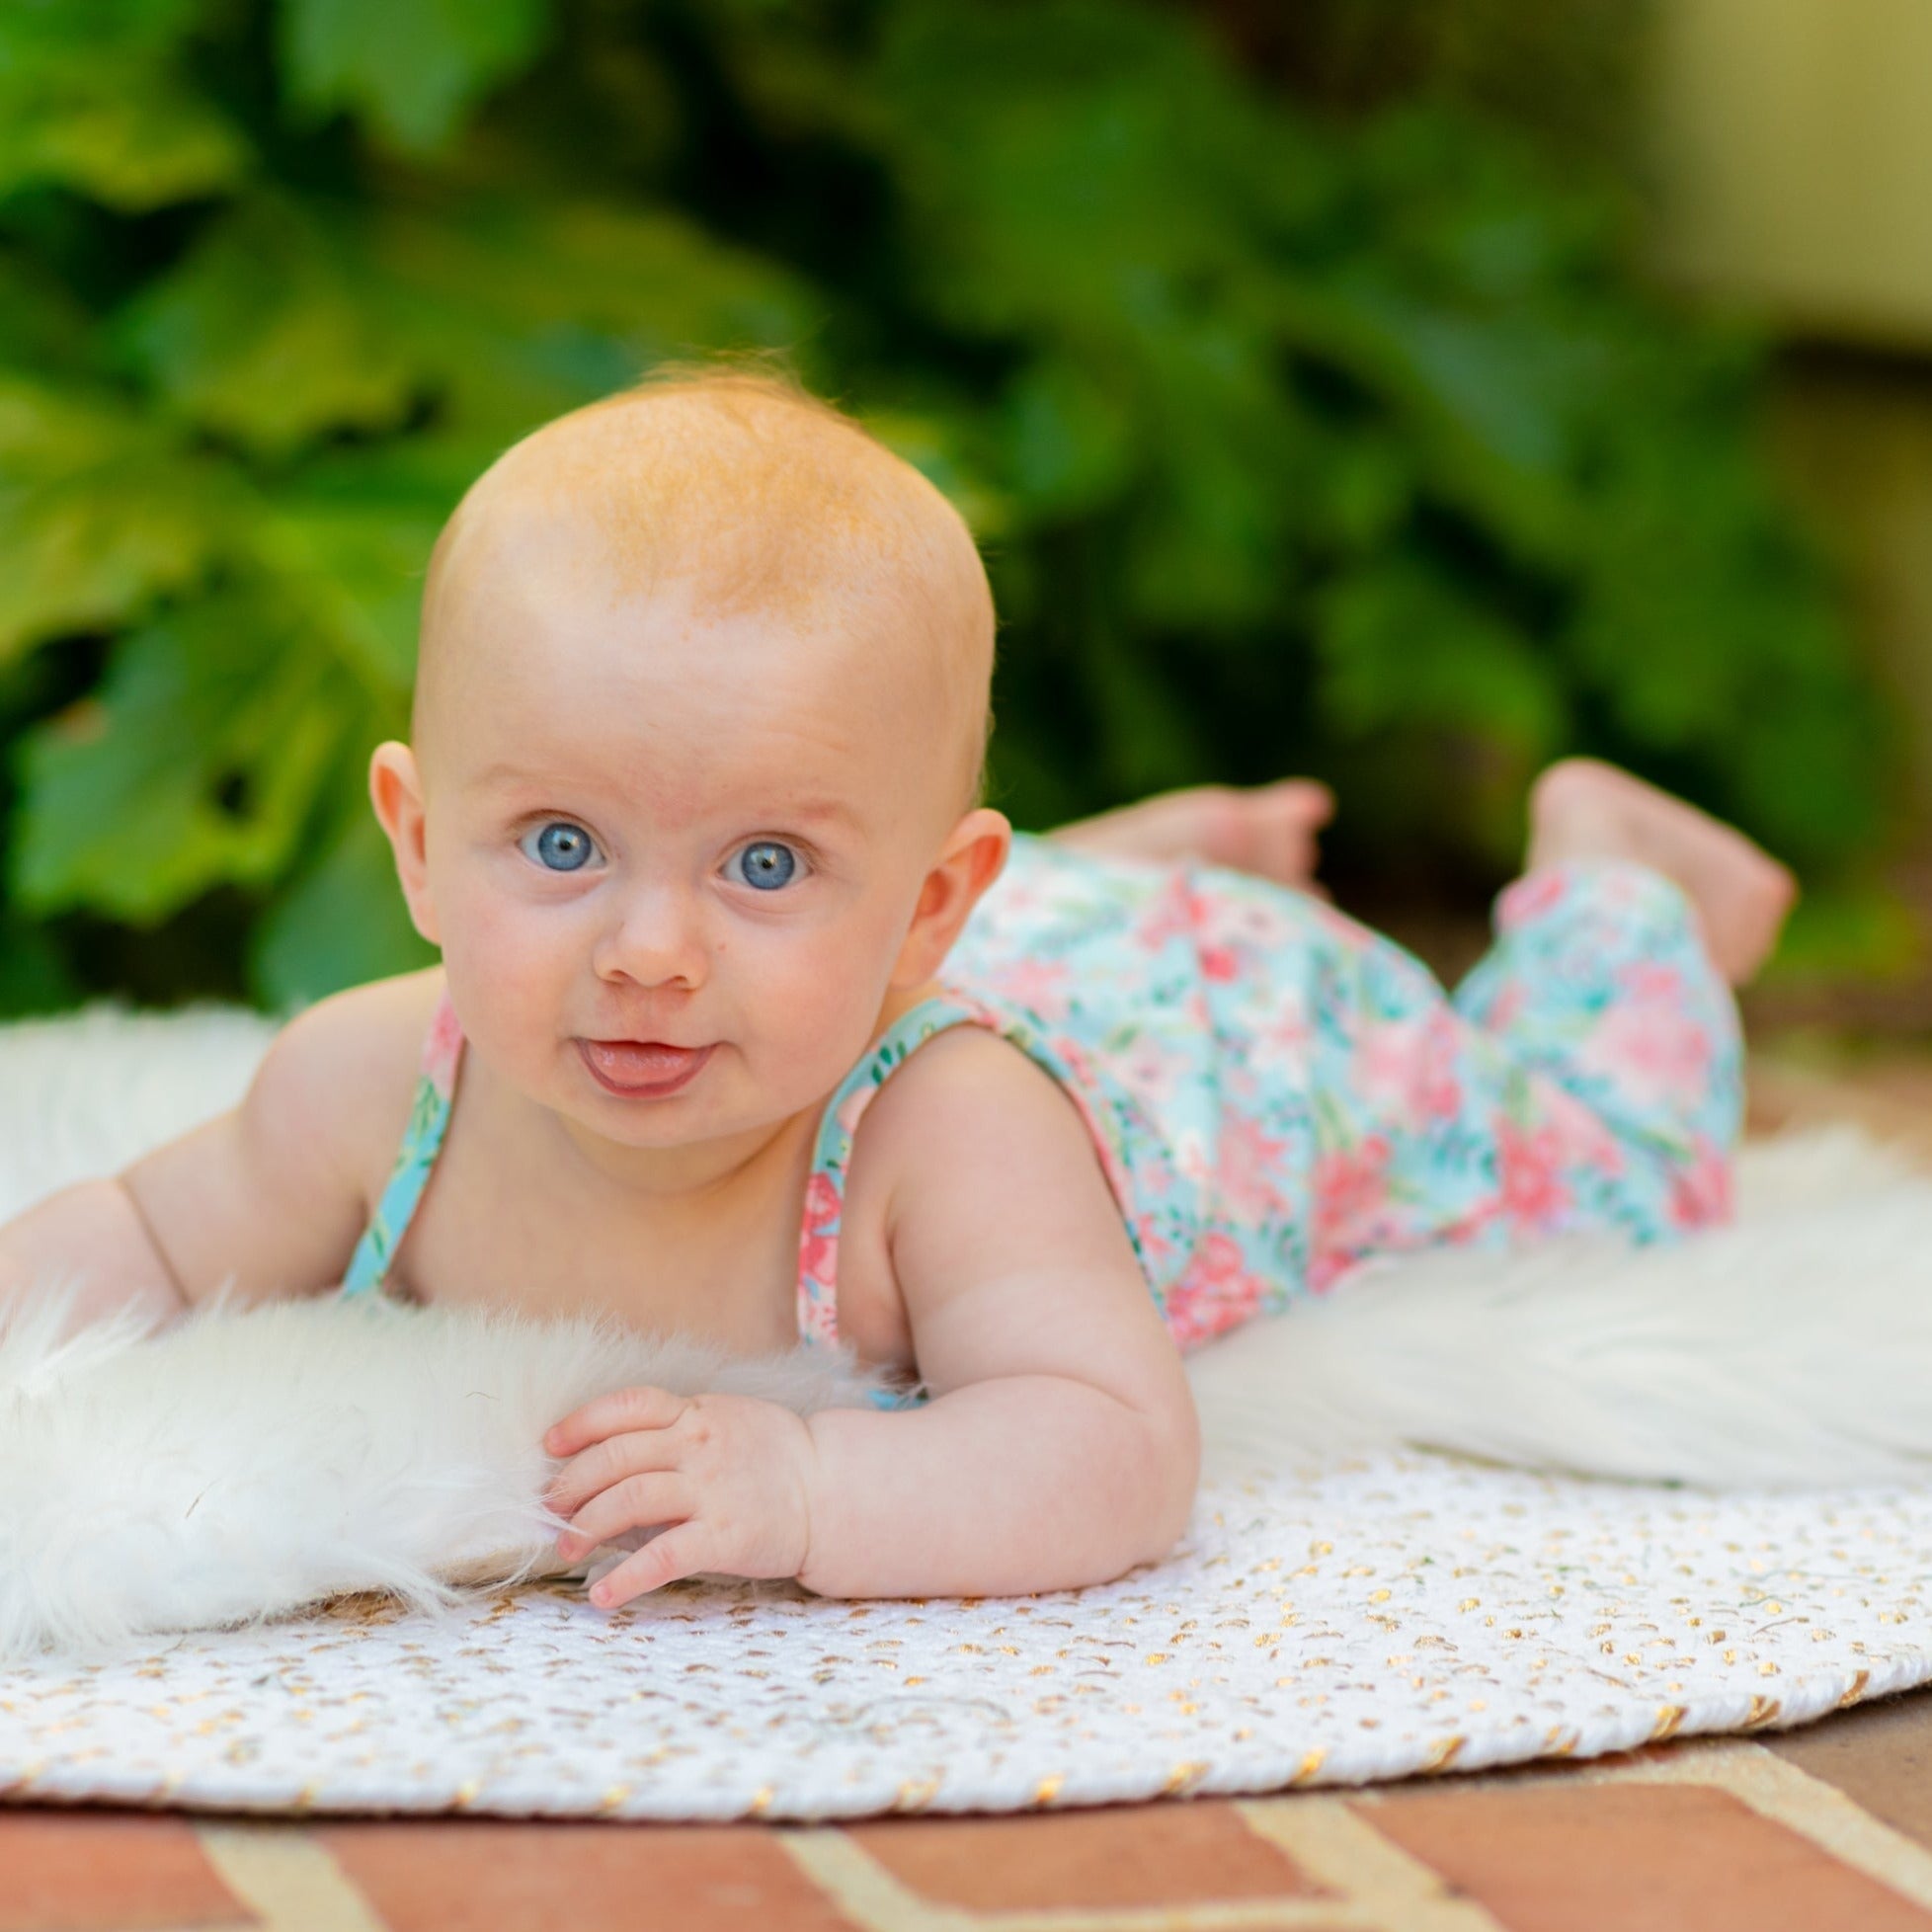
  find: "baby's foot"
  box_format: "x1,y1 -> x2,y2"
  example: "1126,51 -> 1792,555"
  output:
1526,759 -> 1798,984
1050,780 -> 1334,891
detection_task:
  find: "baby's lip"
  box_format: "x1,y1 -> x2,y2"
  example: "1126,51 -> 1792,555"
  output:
578,1038 -> 714,1097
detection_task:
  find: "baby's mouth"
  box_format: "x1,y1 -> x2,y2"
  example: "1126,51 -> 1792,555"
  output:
578,1038 -> 714,1098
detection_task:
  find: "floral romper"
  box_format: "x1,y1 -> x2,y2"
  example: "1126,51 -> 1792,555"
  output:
343,838 -> 1742,1358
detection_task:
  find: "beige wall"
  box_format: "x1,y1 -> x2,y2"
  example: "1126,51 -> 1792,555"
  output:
1653,0 -> 1932,850
1652,0 -> 1932,348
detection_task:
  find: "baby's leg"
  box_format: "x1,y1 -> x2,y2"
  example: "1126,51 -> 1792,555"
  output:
1050,780 -> 1332,891
1448,762 -> 1792,1237
1523,760 -> 1795,985
1292,761 -> 1792,1288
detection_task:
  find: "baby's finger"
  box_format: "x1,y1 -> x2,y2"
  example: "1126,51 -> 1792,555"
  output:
558,1470 -> 692,1560
543,1385 -> 689,1458
588,1524 -> 710,1609
544,1427 -> 686,1515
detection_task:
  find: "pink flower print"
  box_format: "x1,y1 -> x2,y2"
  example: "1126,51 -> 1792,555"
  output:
1478,981 -> 1527,1033
1133,878 -> 1201,951
1172,1127 -> 1215,1187
1552,1094 -> 1627,1179
1498,868 -> 1570,929
1116,1031 -> 1195,1111
1416,1014 -> 1466,1120
1217,1111 -> 1291,1223
1572,1001 -> 1713,1113
1200,944 -> 1240,984
1246,1002 -> 1313,1086
1619,960 -> 1685,1004
1133,1216 -> 1177,1275
1668,1141 -> 1733,1230
1497,1121 -> 1572,1232
423,995 -> 465,1099
1193,887 -> 1273,951
1168,1232 -> 1264,1346
1354,1016 -> 1463,1124
1313,1134 -> 1394,1251
986,956 -> 1074,1019
798,1171 -> 842,1292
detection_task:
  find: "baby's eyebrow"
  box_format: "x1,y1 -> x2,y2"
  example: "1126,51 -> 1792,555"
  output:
467,764 -> 862,832
771,798 -> 860,831
470,761 -> 553,792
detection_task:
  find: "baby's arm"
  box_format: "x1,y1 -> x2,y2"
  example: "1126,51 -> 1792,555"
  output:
547,1029 -> 1200,1601
0,975 -> 431,1328
0,1175 -> 186,1329
798,1032 -> 1200,1595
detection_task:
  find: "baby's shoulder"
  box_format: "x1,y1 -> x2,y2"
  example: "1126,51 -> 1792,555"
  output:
849,1020 -> 1105,1208
245,969 -> 445,1178
863,1019 -> 1066,1126
839,1018 -> 1140,1342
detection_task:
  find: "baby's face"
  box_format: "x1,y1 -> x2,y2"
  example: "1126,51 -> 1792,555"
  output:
389,533 -> 991,1156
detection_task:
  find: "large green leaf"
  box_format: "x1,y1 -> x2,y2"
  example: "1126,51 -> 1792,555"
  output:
0,376 -> 239,664
0,251 -> 95,375
999,357 -> 1137,523
871,0 -> 1271,338
363,197 -> 818,436
13,590 -> 350,922
116,201 -> 424,458
0,80 -> 247,210
1272,280 -> 1582,568
255,441 -> 483,700
252,807 -> 437,1007
1317,558 -> 1568,760
280,0 -> 554,151
0,0 -> 248,208
0,0 -> 1891,1005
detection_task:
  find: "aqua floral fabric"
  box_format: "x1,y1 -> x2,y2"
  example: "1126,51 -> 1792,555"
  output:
800,838 -> 1741,1350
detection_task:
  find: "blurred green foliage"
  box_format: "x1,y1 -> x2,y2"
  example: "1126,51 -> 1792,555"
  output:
0,0 -> 1885,1011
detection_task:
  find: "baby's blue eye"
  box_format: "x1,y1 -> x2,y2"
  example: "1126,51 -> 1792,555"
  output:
521,821 -> 599,873
731,841 -> 798,891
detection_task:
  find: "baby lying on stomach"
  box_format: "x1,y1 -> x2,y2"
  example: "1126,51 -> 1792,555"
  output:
0,370 -> 1794,1608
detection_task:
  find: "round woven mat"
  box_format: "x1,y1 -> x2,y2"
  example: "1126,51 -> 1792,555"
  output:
4,1449 -> 1927,1818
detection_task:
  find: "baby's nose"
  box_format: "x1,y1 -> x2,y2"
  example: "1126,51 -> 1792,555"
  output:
591,884 -> 710,990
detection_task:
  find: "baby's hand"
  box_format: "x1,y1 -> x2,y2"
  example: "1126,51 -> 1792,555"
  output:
542,1388 -> 817,1609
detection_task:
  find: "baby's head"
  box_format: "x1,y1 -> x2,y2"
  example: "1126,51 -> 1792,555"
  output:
371,369 -> 1010,1150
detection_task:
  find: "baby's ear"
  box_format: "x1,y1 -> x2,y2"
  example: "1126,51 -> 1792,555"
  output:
369,742 -> 441,946
891,808 -> 1011,990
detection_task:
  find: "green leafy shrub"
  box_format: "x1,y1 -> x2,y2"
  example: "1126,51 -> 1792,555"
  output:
0,0 -> 1884,1011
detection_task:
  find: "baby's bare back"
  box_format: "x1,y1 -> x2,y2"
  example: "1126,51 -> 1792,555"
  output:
146,974 -> 446,1299
0,975 -> 437,1330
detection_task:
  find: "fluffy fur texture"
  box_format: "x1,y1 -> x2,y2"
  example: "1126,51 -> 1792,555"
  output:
0,1288 -> 877,1657
5,1006 -> 1932,1659
1192,1127 -> 1932,1489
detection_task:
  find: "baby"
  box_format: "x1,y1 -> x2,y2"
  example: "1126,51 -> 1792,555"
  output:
0,371 -> 1795,1609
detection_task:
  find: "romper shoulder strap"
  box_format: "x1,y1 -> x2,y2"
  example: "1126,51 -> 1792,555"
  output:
340,989 -> 465,1298
795,992 -> 986,1348
794,981 -> 1152,1355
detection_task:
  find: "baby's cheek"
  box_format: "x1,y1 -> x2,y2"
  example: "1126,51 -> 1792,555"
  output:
733,938 -> 892,1101
442,904 -> 575,1070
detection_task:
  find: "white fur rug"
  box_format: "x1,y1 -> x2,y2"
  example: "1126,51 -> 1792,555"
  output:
5,1006 -> 1932,1818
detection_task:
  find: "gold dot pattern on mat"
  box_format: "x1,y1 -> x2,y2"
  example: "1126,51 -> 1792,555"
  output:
2,1453 -> 1930,1820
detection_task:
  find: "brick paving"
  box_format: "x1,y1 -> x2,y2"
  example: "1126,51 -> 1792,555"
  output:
3,1052 -> 1929,1931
